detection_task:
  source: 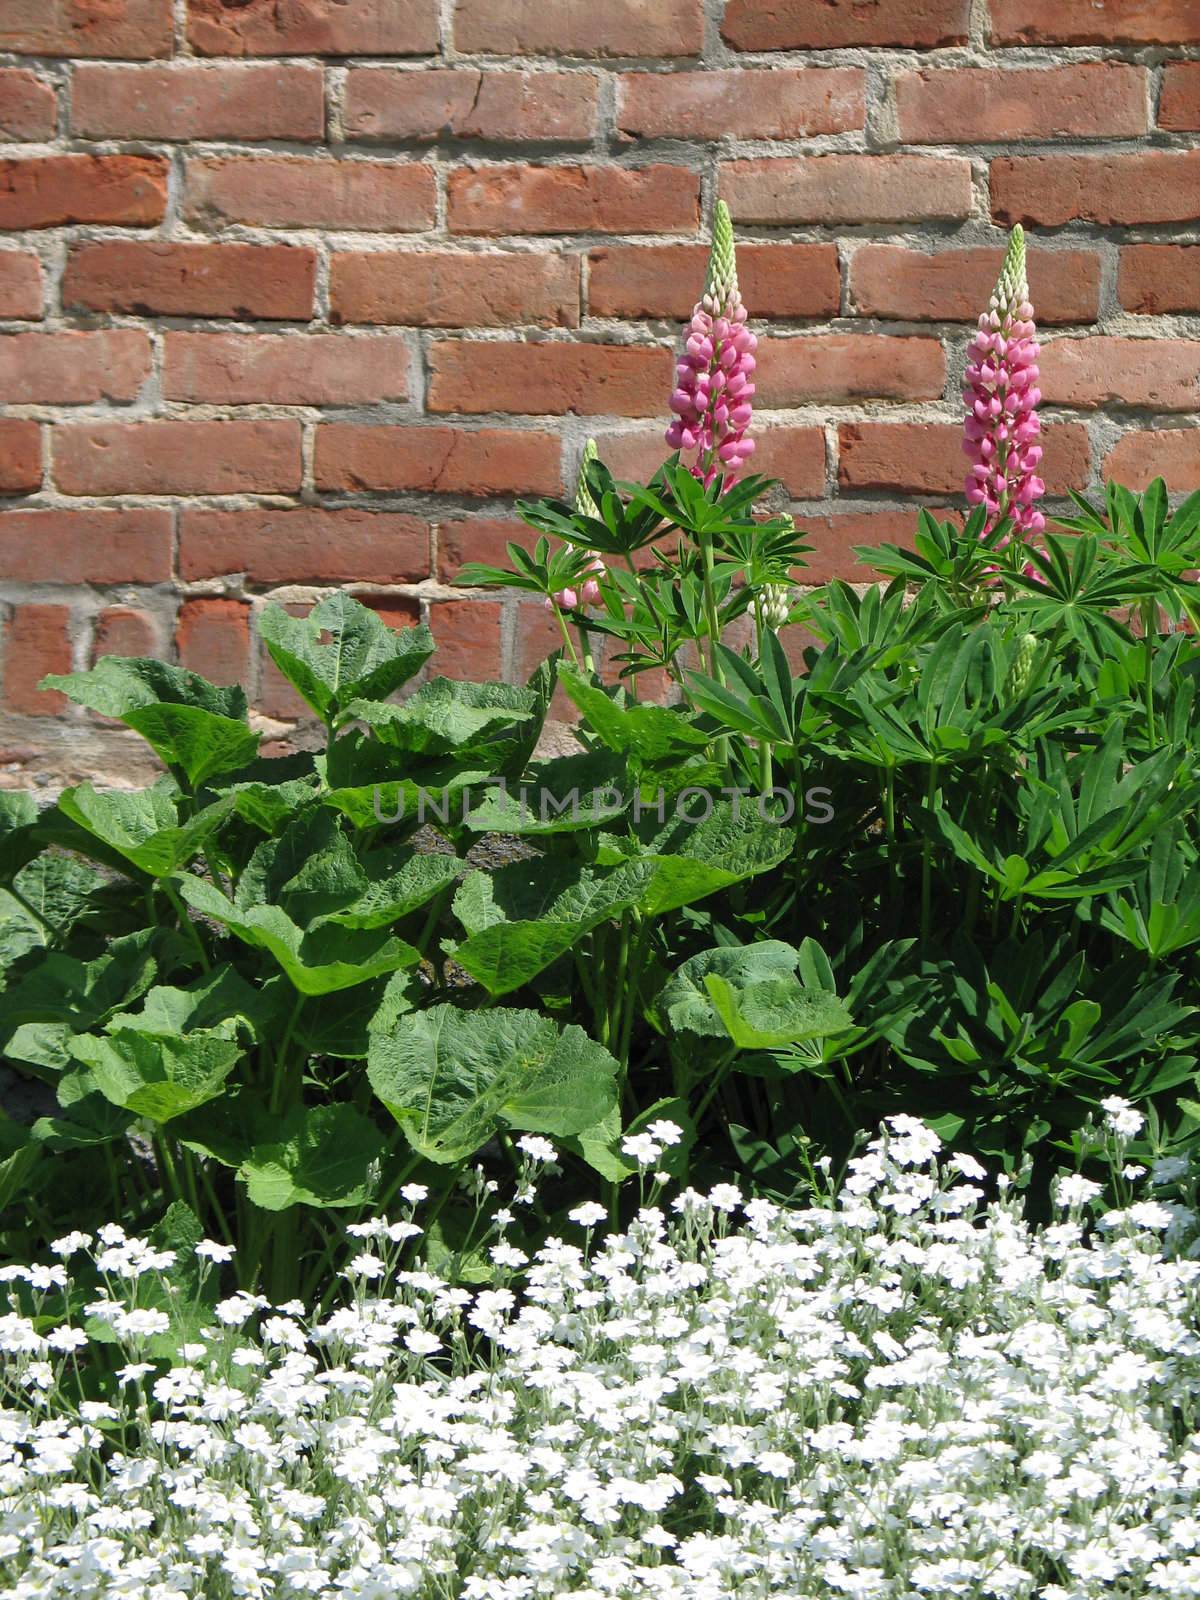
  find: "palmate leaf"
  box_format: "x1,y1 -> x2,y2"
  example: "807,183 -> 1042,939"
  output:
367,1004 -> 619,1164
259,596 -> 433,725
42,657 -> 258,787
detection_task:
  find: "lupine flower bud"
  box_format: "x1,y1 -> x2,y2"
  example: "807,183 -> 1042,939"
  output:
666,201 -> 758,488
754,583 -> 794,632
1004,632 -> 1038,700
546,441 -> 607,611
962,225 -> 1045,546
574,438 -> 600,520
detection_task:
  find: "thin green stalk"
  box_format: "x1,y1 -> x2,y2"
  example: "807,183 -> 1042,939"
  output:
920,763 -> 938,943
575,620 -> 596,676
162,880 -> 209,972
551,604 -> 581,668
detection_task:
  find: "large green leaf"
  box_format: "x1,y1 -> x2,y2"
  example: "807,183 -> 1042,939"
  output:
461,751 -> 630,836
294,970 -> 421,1060
0,1114 -> 42,1211
368,1004 -> 619,1164
0,792 -> 39,878
238,1103 -> 387,1211
655,942 -> 802,1037
259,595 -> 433,724
106,965 -> 284,1044
558,666 -> 711,763
0,930 -> 159,1042
347,678 -> 536,758
69,1028 -> 243,1123
177,876 -> 419,995
56,783 -> 234,878
10,852 -> 106,939
327,849 -> 462,931
42,657 -> 257,787
704,974 -> 852,1051
31,1067 -> 135,1150
237,811 -> 365,926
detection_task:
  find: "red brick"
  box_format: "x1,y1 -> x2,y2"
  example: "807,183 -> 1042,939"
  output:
453,0 -> 703,57
163,333 -> 410,405
990,0 -> 1200,44
0,421 -> 40,494
850,244 -> 1100,326
593,422 -> 826,499
792,510 -> 915,585
837,421 -> 1089,497
428,340 -> 671,417
0,253 -> 42,319
448,163 -> 699,237
0,156 -> 167,230
63,241 -> 315,320
1039,338 -> 1200,413
1118,246 -> 1200,316
185,156 -> 436,231
344,68 -> 597,143
3,605 -> 71,716
722,0 -> 967,49
180,508 -> 429,584
515,600 -> 576,703
0,331 -> 150,405
992,152 -> 1200,227
176,599 -> 251,690
723,156 -> 972,226
617,69 -> 864,140
55,421 -> 302,497
1160,63 -> 1200,131
72,63 -> 325,141
1105,430 -> 1200,494
315,425 -> 563,498
587,242 -> 840,320
436,518 -> 526,582
0,509 -> 171,583
0,0 -> 173,58
0,70 -> 55,140
188,0 -> 438,56
93,607 -> 160,663
896,64 -> 1148,143
756,335 -> 945,406
331,250 -> 580,329
426,598 -> 502,679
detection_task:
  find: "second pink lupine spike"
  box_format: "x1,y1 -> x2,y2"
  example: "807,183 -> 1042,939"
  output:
666,201 -> 757,488
962,225 -> 1045,550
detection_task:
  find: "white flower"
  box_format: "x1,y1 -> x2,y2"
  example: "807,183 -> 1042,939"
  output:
950,1152 -> 987,1181
1054,1173 -> 1103,1208
1101,1096 -> 1145,1138
195,1240 -> 236,1262
516,1135 -> 557,1164
569,1202 -> 608,1228
644,1120 -> 684,1147
346,1253 -> 387,1280
400,1183 -> 429,1204
621,1133 -> 662,1166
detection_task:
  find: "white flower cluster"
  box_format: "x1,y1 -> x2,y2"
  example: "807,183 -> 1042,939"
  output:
1,1116 -> 1199,1599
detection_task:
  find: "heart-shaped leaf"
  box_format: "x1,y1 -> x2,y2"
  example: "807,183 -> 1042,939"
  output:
56,783 -> 235,878
238,1103 -> 387,1211
69,1029 -> 243,1123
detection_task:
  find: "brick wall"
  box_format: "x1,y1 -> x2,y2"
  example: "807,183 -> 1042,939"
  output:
0,0 -> 1197,781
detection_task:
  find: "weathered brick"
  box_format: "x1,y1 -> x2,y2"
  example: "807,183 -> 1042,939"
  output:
180,508 -> 429,584
163,333 -> 410,405
3,605 -> 71,715
188,0 -> 438,57
63,241 -> 315,320
453,0 -> 703,58
837,422 -> 1089,496
756,336 -> 945,406
990,0 -> 1200,44
0,155 -> 167,229
1105,429 -> 1200,493
344,68 -> 597,143
617,69 -> 864,140
849,245 -> 1100,325
427,340 -> 672,417
0,509 -> 172,584
992,152 -> 1200,227
587,242 -> 840,320
93,607 -> 160,662
0,421 -> 40,494
425,598 -> 502,680
791,511 -> 914,585
723,156 -> 972,225
722,0 -> 968,50
1160,64 -> 1200,132
1039,338 -> 1200,412
436,518 -> 526,583
593,423 -> 826,499
55,421 -> 302,496
0,331 -> 151,405
315,425 -> 563,498
331,250 -> 580,329
1118,246 -> 1200,316
896,64 -> 1148,143
0,253 -> 42,319
176,599 -> 251,690
0,0 -> 173,58
0,70 -> 56,140
448,163 -> 699,236
185,156 -> 436,231
72,63 -> 325,141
